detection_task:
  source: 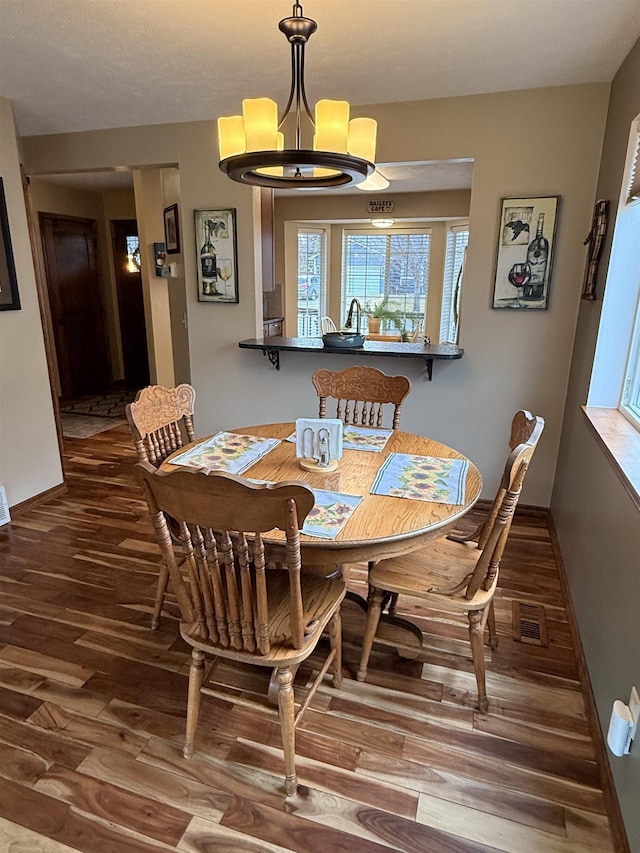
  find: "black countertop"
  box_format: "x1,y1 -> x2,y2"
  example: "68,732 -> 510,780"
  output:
238,336 -> 463,380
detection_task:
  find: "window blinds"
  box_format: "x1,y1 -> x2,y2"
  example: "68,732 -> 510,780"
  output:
626,121 -> 640,205
440,225 -> 469,344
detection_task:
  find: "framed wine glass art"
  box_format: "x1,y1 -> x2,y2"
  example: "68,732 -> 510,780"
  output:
194,208 -> 239,303
492,196 -> 559,310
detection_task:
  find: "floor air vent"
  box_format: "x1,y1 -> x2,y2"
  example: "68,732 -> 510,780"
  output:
512,601 -> 549,647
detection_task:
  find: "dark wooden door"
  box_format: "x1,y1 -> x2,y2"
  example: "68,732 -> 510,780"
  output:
111,220 -> 149,389
40,214 -> 110,400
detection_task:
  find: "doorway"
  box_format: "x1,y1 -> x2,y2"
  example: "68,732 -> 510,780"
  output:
39,213 -> 110,400
111,219 -> 150,389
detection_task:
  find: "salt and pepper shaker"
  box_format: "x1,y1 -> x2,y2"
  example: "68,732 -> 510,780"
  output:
317,428 -> 331,467
301,426 -> 332,467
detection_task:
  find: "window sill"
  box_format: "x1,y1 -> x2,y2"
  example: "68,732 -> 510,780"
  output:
582,406 -> 640,511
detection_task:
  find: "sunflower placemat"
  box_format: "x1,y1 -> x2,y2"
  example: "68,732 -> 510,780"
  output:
342,425 -> 392,452
301,489 -> 363,539
169,432 -> 280,475
370,453 -> 469,504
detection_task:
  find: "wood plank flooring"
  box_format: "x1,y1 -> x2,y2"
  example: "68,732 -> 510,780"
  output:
0,424 -> 617,852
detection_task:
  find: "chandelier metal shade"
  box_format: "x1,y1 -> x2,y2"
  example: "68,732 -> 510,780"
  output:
217,2 -> 377,190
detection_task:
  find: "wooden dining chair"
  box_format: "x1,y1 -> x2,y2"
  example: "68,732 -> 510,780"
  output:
383,409 -> 544,635
356,414 -> 544,712
126,383 -> 197,628
135,461 -> 345,797
126,383 -> 197,468
448,410 -> 544,549
312,365 -> 411,430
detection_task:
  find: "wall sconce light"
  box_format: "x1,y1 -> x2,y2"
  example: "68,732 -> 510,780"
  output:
607,686 -> 639,756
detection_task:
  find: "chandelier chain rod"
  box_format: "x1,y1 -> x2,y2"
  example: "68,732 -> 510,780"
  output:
280,45 -> 297,129
298,46 -> 314,125
279,42 -> 315,150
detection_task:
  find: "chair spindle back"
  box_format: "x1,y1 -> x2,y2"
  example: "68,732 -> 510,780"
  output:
126,384 -> 196,467
135,463 -> 316,655
312,366 -> 411,430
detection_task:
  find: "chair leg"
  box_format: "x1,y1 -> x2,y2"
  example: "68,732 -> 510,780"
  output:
151,562 -> 170,630
184,649 -> 205,758
277,666 -> 297,797
387,592 -> 399,616
328,611 -> 343,688
357,587 -> 385,682
487,600 -> 498,650
468,609 -> 489,713
367,560 -> 398,615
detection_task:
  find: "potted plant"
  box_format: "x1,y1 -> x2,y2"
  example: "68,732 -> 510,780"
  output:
364,297 -> 403,334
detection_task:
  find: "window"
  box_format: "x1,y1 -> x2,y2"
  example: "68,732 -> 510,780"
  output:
620,123 -> 640,429
342,229 -> 430,333
297,228 -> 326,337
589,115 -> 640,433
126,234 -> 141,272
622,301 -> 640,427
440,224 -> 469,343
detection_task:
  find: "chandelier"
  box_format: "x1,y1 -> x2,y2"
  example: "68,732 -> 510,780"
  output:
217,2 -> 378,189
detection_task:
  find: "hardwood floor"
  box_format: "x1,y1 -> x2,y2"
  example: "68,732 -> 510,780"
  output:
0,424 -> 617,852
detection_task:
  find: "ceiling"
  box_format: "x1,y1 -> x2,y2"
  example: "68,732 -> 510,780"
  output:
3,1 -> 639,195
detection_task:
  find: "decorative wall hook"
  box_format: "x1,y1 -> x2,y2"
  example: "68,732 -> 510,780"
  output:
582,199 -> 609,301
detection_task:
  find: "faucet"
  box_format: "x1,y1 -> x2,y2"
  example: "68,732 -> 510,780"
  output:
345,298 -> 362,335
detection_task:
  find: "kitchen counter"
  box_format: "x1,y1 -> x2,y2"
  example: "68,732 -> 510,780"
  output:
238,336 -> 463,380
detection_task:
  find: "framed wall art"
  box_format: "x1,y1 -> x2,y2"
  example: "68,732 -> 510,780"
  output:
0,178 -> 21,311
163,203 -> 181,254
195,208 -> 239,303
492,196 -> 559,310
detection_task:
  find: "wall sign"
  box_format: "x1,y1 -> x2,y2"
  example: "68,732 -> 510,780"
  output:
367,200 -> 395,213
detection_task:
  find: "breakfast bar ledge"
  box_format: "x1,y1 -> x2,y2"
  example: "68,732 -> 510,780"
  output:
238,336 -> 464,380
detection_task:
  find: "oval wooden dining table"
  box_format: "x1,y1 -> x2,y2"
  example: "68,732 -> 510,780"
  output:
162,422 -> 482,684
162,421 -> 483,568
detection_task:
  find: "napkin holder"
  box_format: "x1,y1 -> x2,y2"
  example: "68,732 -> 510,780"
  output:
295,418 -> 343,472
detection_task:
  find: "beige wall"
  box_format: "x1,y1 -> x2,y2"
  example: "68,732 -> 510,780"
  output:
0,99 -> 62,507
160,167 -> 191,385
20,84 -> 609,510
551,39 -> 640,849
133,168 -> 175,387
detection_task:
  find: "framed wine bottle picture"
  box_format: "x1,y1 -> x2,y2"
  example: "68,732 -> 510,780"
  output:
194,208 -> 239,303
0,178 -> 21,311
492,196 -> 559,310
